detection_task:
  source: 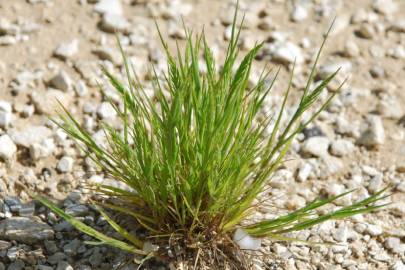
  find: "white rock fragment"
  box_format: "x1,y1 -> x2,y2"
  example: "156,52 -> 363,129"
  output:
100,13 -> 130,33
10,126 -> 52,148
357,115 -> 385,147
389,20 -> 405,33
372,0 -> 398,15
10,70 -> 43,94
330,15 -> 350,36
357,23 -> 375,39
57,156 -> 75,173
333,225 -> 348,243
0,17 -> 19,36
301,136 -> 330,158
74,60 -> 99,87
97,102 -> 117,119
272,42 -> 304,65
365,224 -> 383,236
54,39 -> 79,60
233,228 -> 261,250
0,101 -> 12,128
29,138 -> 55,161
0,135 -> 17,162
385,237 -> 405,254
89,175 -> 103,185
330,139 -> 354,157
318,61 -> 352,79
168,22 -> 186,39
258,17 -> 274,31
49,71 -> 72,91
0,35 -> 17,46
74,80 -> 88,97
94,0 -> 123,15
161,0 -> 192,20
343,40 -> 360,58
92,47 -> 122,66
391,261 -> 405,270
322,155 -> 345,177
368,174 -> 383,194
31,89 -> 74,115
297,162 -> 312,182
291,5 -> 308,22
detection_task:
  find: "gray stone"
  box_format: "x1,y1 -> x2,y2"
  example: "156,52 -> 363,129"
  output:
44,240 -> 58,254
54,39 -> 79,60
357,115 -> 385,147
65,204 -> 89,217
0,217 -> 54,244
63,239 -> 81,256
4,196 -> 21,213
53,220 -> 74,232
301,136 -> 330,158
94,0 -> 122,15
18,201 -> 35,217
49,71 -> 72,91
88,248 -> 103,267
7,260 -> 25,270
330,139 -> 354,157
0,201 -> 11,218
56,156 -> 75,173
0,135 -> 17,162
10,125 -> 52,148
47,252 -> 67,265
37,266 -> 53,270
100,13 -> 130,33
0,240 -> 11,250
6,246 -> 18,260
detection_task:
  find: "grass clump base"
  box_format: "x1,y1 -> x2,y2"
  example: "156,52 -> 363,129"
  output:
35,8 -> 389,270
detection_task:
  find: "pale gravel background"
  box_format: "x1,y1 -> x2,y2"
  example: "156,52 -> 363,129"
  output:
0,0 -> 404,269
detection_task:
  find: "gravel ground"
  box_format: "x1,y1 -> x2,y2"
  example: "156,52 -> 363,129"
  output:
0,0 -> 404,269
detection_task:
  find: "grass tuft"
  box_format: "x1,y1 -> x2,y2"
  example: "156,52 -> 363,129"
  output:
35,6 -> 389,269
